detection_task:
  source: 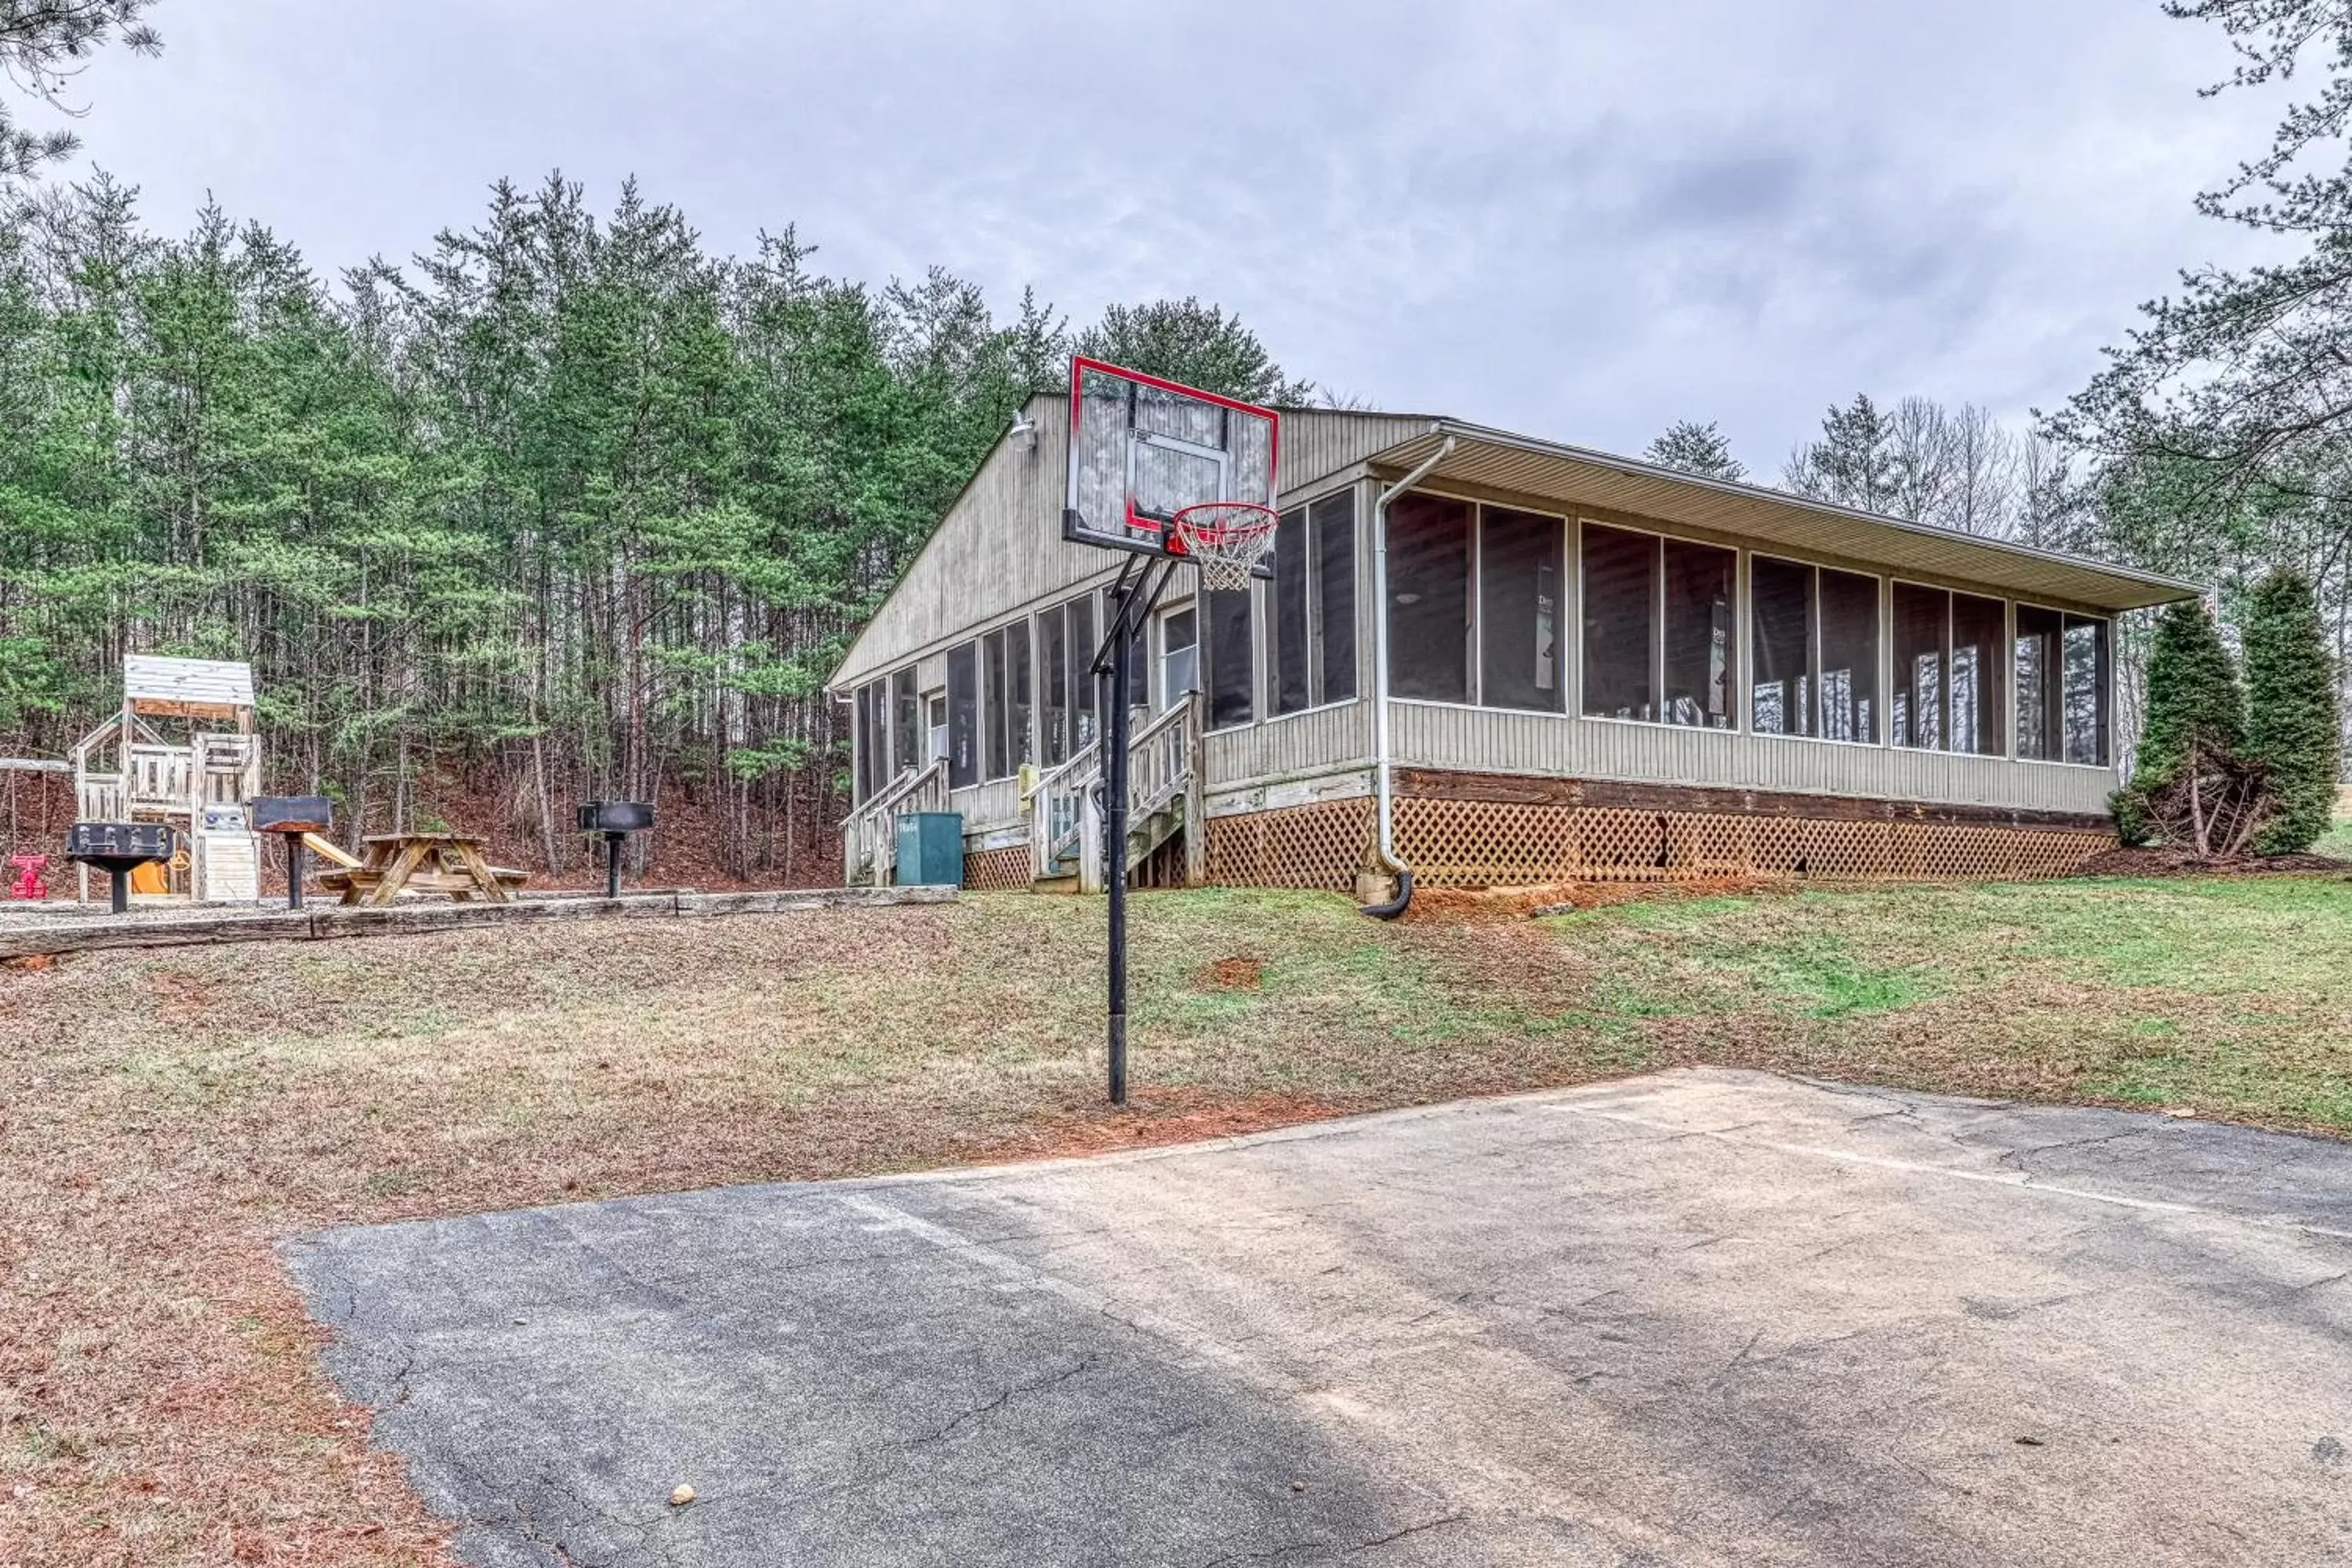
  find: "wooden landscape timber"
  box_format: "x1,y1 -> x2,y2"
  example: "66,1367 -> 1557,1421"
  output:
0,885 -> 956,961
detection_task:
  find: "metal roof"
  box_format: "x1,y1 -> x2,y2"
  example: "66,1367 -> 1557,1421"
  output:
1373,422 -> 2204,614
123,654 -> 255,710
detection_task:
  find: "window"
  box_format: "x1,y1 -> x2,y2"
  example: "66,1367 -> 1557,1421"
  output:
1581,524 -> 1657,721
2063,616 -> 2111,765
1892,584 -> 1947,752
1751,557 -> 1880,742
1894,586 -> 2005,756
1272,492 -> 1359,715
1068,595 -> 1098,748
1661,539 -> 1735,729
1203,588 -> 1254,729
982,628 -> 1009,781
1318,493 -> 1358,706
1483,506 -> 1564,713
1105,586 -> 1148,710
1751,556 -> 1812,737
926,694 -> 947,766
946,642 -> 979,790
891,669 -> 919,778
2016,605 -> 2109,765
1038,604 -> 1069,767
1951,593 -> 2005,757
1577,524 -> 1732,728
1161,606 -> 1199,710
1272,505 -> 1311,715
1006,619 -> 1033,772
1387,492 -> 1472,703
1818,568 -> 1880,743
852,681 -> 884,803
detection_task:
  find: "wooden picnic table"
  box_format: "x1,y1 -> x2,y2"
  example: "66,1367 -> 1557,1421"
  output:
320,832 -> 524,907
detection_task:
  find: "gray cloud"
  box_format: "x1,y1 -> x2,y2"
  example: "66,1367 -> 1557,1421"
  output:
57,0 -> 2290,474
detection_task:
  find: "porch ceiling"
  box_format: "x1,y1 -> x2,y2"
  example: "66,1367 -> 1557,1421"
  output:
1370,423 -> 2204,614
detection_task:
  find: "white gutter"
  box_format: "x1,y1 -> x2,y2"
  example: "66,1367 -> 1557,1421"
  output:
1362,435 -> 1457,917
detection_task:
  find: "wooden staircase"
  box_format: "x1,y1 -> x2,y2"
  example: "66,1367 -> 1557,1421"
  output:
1025,697 -> 1203,893
841,760 -> 949,887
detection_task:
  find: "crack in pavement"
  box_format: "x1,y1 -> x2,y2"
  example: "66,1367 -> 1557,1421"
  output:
907,1354 -> 1100,1446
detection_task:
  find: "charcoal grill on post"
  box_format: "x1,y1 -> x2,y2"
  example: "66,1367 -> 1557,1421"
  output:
576,801 -> 654,898
65,822 -> 177,914
251,796 -> 334,910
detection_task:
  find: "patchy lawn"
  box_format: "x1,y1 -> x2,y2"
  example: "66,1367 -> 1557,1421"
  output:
5,875 -> 2352,1564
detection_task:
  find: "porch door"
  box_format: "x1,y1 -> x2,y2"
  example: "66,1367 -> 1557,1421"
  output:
1159,604 -> 1198,712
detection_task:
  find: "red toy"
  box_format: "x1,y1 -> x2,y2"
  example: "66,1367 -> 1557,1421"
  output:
6,853 -> 49,901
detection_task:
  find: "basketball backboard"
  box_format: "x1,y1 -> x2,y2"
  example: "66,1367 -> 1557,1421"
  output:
1063,358 -> 1279,561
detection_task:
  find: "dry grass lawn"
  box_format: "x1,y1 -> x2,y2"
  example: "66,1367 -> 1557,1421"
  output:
5,875 -> 2352,1564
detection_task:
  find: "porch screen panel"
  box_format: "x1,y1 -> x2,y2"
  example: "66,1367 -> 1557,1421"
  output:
1038,604 -> 1069,767
1951,593 -> 2005,756
1124,597 -> 1149,710
891,669 -> 919,778
1387,492 -> 1472,703
1271,506 -> 1311,716
1205,587 -> 1255,730
1068,596 -> 1098,750
946,642 -> 980,790
982,628 -> 1009,781
2014,604 -> 2063,761
1892,584 -> 1948,751
1582,524 -> 1657,721
1007,619 -> 1033,768
852,682 -> 878,804
1479,506 -> 1564,713
1661,539 -> 1734,729
1315,492 -> 1358,705
2063,615 -> 2111,766
1750,556 -> 1813,737
1818,568 -> 1880,743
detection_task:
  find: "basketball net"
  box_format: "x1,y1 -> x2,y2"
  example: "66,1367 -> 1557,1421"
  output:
1170,502 -> 1279,593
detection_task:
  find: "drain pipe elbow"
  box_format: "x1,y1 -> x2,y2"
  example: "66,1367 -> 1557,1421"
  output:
1359,434 -> 1457,921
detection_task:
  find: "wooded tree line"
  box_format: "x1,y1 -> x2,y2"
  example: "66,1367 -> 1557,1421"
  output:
0,170 -> 1305,875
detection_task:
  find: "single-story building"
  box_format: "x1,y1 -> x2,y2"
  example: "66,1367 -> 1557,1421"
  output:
826,398 -> 2200,896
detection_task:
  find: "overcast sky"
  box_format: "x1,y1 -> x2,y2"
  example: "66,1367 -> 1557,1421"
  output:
56,0 -> 2285,476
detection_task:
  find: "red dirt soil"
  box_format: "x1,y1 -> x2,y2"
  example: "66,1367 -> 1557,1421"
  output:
2074,845 -> 2352,878
1403,877 -> 1787,923
955,1087 -> 1349,1166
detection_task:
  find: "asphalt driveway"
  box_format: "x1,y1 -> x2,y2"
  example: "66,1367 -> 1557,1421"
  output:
287,1069 -> 2352,1566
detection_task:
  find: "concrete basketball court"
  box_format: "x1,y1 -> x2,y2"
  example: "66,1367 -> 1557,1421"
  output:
287,1069 -> 2352,1566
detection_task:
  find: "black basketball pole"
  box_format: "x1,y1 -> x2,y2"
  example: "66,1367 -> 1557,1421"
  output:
1095,556 -> 1176,1108
1105,609 -> 1131,1105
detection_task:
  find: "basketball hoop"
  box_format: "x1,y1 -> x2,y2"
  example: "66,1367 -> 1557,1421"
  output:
1171,502 -> 1279,592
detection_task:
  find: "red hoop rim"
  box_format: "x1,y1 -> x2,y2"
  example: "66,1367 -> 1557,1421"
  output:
1169,501 -> 1279,545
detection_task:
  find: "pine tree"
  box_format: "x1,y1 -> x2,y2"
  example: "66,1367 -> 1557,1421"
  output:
0,1 -> 161,180
2114,597 -> 2243,844
1073,298 -> 1311,405
1784,395 -> 1899,514
1644,420 -> 1746,482
2240,568 -> 2342,855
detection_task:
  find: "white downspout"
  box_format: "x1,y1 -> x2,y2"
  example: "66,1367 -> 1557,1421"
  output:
1362,434 -> 1457,918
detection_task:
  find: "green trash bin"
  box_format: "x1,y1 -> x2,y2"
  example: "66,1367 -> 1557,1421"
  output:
895,811 -> 964,887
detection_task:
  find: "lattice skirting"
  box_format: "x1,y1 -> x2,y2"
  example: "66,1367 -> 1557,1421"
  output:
962,845 -> 1033,891
1205,796 -> 2111,891
1204,798 -> 1375,893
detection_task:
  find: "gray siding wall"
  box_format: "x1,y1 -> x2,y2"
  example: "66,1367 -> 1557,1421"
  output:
1388,705 -> 2116,815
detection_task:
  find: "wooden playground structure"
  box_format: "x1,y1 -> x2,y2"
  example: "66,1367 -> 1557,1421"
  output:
70,655 -> 266,905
